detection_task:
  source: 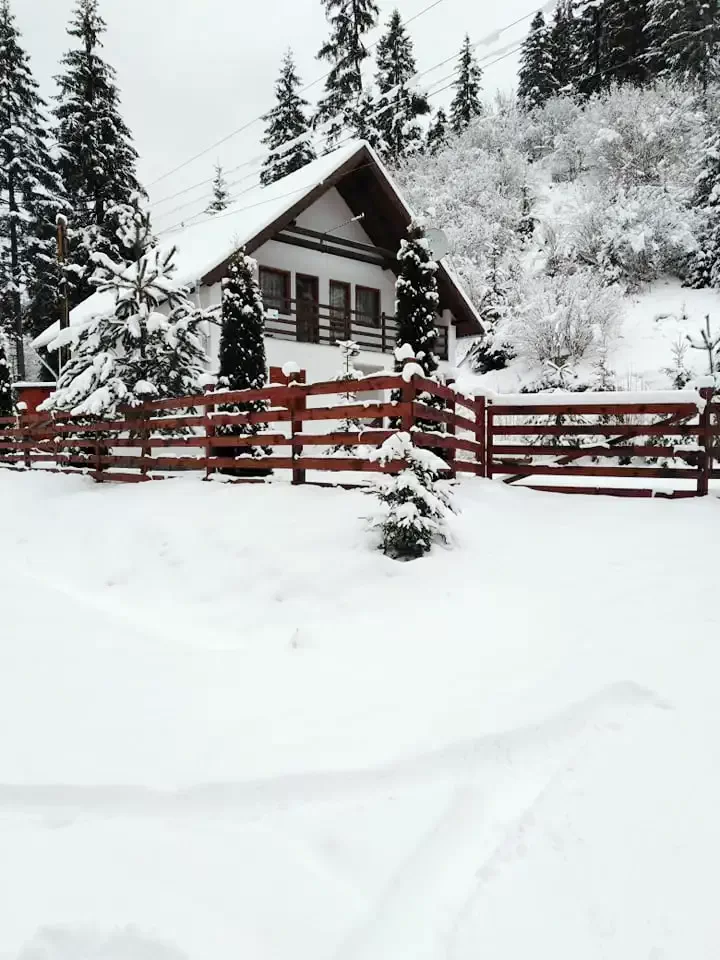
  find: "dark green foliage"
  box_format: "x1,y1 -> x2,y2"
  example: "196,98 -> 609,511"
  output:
216,251 -> 269,467
603,0 -> 650,85
54,0 -> 144,305
206,164 -> 230,214
518,12 -> 557,110
261,50 -> 316,186
0,333 -> 11,416
646,0 -> 720,88
0,0 -> 67,376
549,1 -> 579,93
425,108 -> 448,154
394,223 -> 440,377
374,9 -> 429,160
686,125 -> 720,289
316,0 -> 379,148
450,35 -> 483,134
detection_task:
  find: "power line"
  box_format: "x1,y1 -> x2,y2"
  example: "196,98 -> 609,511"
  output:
155,35 -> 527,231
146,0 -> 452,190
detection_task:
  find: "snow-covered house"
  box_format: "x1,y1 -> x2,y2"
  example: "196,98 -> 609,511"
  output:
33,141 -> 483,380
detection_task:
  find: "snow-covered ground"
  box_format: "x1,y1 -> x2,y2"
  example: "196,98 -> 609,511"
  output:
457,279 -> 720,394
2,469 -> 720,959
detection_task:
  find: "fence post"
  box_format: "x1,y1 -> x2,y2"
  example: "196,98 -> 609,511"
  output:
290,369 -> 307,485
21,412 -> 32,470
400,373 -> 416,433
204,383 -> 216,481
486,400 -> 494,480
475,394 -> 486,478
446,378 -> 457,479
697,386 -> 714,497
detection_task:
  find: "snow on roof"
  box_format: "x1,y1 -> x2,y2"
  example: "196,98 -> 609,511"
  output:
33,142 -> 366,350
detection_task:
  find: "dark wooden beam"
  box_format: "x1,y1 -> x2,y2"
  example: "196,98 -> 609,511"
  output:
285,223 -> 396,260
274,232 -> 395,269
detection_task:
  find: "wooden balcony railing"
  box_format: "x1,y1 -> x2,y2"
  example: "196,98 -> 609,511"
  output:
264,299 -> 449,361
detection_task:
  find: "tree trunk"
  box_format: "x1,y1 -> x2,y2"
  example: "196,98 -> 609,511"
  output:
7,169 -> 25,381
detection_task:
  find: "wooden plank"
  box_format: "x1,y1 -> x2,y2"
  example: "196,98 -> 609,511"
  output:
491,403 -> 698,417
491,444 -> 699,459
302,374 -> 400,398
411,402 -> 476,433
141,385 -> 300,412
296,402 -> 405,423
493,423 -> 702,437
209,409 -> 292,426
491,463 -> 695,479
455,461 -> 484,475
286,431 -> 392,447
413,432 -> 483,455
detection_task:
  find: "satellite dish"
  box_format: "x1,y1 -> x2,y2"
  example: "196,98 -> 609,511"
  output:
426,227 -> 449,261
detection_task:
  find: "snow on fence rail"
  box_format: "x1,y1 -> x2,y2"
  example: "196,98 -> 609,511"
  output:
1,376 -> 718,498
0,369 -> 484,486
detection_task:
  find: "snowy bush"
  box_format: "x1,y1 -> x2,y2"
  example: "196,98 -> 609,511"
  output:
567,184 -> 698,285
369,433 -> 454,560
507,271 -> 622,368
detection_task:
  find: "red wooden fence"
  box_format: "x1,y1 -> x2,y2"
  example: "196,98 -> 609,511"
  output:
1,375 -> 717,498
0,370 -> 483,485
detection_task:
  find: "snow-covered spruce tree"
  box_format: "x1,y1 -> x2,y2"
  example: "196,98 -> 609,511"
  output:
518,11 -> 557,110
368,432 -> 454,560
0,330 -> 12,416
394,222 -> 440,378
41,202 -> 209,419
215,250 -> 269,471
0,0 -> 67,376
54,0 -> 144,306
425,108 -> 448,154
646,0 -> 720,89
374,9 -> 429,162
549,0 -> 579,95
261,49 -> 316,186
573,0 -> 608,99
206,163 -> 230,215
686,123 -> 720,289
463,232 -> 517,373
602,0 -> 650,86
450,35 -> 483,135
315,0 -> 379,150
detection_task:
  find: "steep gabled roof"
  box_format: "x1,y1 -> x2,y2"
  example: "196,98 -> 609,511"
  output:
34,141 -> 483,349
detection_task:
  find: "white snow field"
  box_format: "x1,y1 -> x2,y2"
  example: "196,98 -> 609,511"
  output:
2,468 -> 720,960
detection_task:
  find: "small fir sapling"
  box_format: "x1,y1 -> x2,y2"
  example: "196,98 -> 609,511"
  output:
215,250 -> 270,473
687,315 -> 720,378
327,339 -> 364,455
368,432 -> 455,560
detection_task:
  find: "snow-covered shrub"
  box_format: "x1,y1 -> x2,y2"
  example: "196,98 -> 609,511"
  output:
327,339 -> 364,455
507,271 -> 621,368
568,184 -> 698,285
368,433 -> 455,560
524,95 -> 582,165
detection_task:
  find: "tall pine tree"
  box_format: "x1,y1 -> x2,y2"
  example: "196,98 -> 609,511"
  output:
603,0 -> 650,86
450,35 -> 483,135
315,0 -> 379,149
261,49 -> 316,186
425,108 -> 448,154
54,0 -> 143,306
549,0 -> 578,94
518,12 -> 557,110
374,9 -> 429,161
0,0 -> 67,378
216,251 -> 269,471
686,123 -> 720,288
646,0 -> 720,89
206,163 -> 230,214
394,222 -> 440,378
573,0 -> 607,98
0,329 -> 11,416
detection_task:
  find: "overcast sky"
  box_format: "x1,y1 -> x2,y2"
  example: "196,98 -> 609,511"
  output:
12,0 -> 539,230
